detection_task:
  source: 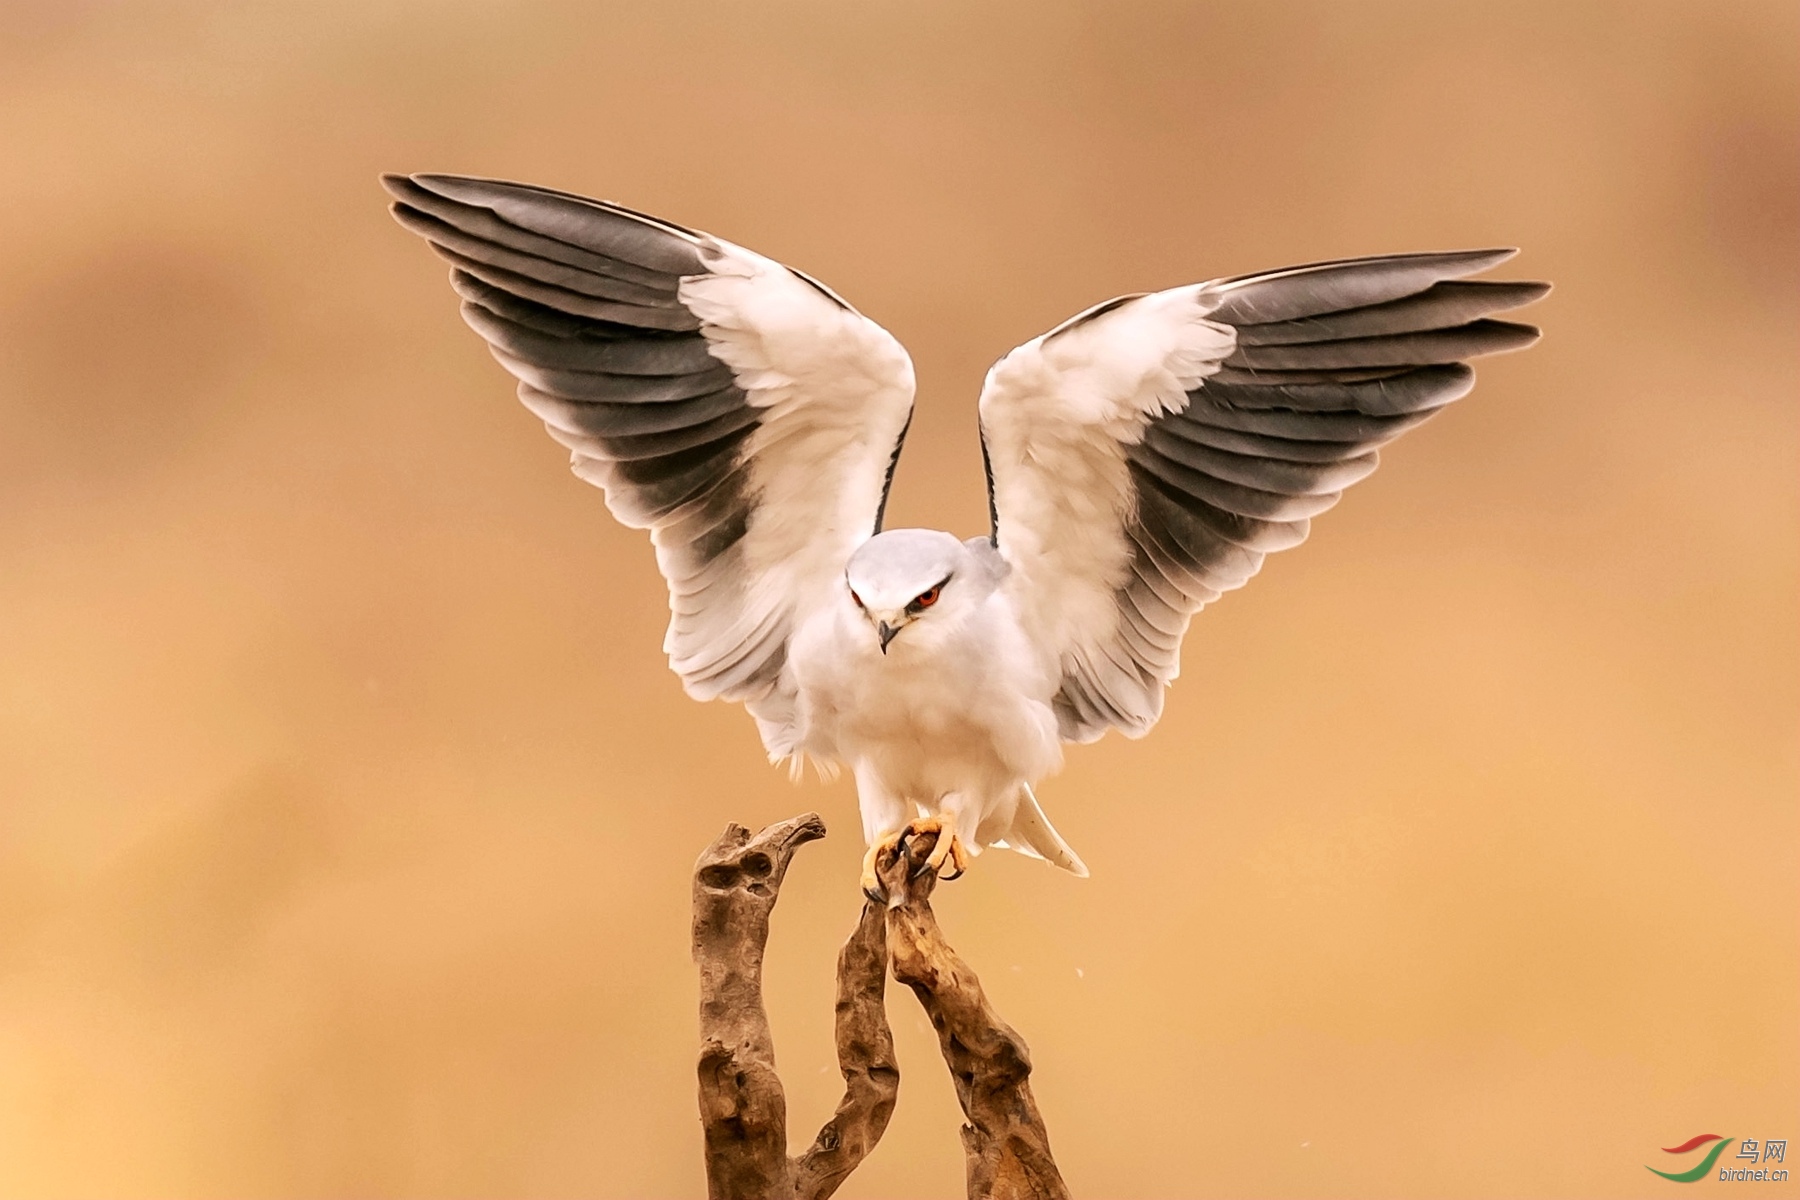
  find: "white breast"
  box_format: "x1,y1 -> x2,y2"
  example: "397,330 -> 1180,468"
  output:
787,586 -> 1063,809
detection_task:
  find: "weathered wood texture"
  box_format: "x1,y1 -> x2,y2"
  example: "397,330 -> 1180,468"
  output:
880,833 -> 1071,1200
693,816 -> 1067,1199
693,814 -> 898,1200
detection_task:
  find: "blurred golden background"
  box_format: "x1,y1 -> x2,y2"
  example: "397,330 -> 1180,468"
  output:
1,2 -> 1795,1196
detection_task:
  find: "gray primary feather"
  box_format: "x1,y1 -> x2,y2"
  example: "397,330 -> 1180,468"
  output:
974,251 -> 1547,743
402,174 -> 709,275
382,172 -> 915,719
384,175 -> 687,289
1096,265 -> 1539,739
1202,248 -> 1518,323
1233,280 -> 1551,345
1224,319 -> 1539,371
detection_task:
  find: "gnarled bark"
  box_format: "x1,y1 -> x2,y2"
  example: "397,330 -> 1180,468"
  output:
693,816 -> 1066,1199
878,834 -> 1071,1199
692,814 -> 898,1200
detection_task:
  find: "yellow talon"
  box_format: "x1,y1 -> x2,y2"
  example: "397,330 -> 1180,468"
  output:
914,816 -> 969,880
860,816 -> 970,901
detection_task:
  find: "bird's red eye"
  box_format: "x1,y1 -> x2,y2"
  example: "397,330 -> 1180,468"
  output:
913,586 -> 939,609
850,589 -> 865,609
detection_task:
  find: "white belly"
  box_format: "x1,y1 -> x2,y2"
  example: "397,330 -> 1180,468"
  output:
787,593 -> 1062,847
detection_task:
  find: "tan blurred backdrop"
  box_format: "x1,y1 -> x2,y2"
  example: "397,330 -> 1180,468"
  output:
1,2 -> 1795,1196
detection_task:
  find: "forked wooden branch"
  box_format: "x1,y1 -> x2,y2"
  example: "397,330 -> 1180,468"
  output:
693,816 -> 1068,1199
693,814 -> 898,1200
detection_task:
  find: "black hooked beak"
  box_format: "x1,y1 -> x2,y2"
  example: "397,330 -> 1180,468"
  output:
877,621 -> 898,654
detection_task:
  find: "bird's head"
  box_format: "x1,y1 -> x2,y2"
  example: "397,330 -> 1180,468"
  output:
844,529 -> 970,654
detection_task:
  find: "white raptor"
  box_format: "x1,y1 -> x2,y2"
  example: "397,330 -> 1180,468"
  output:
385,173 -> 1547,896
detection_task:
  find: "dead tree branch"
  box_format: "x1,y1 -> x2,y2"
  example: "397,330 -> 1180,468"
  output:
692,814 -> 898,1200
878,835 -> 1072,1200
694,816 -> 1065,1199
789,897 -> 898,1197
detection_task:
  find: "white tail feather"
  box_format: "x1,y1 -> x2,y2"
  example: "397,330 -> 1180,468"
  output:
997,783 -> 1089,877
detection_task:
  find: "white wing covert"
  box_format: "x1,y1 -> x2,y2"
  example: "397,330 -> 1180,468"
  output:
978,250 -> 1548,743
383,174 -> 915,753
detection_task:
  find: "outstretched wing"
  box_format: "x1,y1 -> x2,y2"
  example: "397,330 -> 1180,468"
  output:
978,250 -> 1547,743
383,174 -> 915,748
